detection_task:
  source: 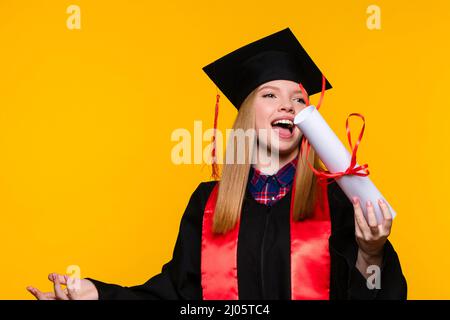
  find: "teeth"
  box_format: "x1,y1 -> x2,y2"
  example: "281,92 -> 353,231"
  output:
272,119 -> 294,127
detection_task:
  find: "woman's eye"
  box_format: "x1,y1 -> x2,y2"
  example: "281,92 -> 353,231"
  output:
261,94 -> 304,104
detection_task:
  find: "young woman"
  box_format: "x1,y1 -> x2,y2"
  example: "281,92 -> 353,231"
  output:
27,28 -> 407,300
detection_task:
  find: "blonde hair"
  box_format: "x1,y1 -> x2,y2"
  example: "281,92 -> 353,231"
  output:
212,89 -> 323,234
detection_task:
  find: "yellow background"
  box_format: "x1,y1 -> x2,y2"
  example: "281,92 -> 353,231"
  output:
0,0 -> 449,299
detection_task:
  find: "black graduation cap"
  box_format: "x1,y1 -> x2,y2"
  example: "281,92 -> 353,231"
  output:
202,27 -> 332,109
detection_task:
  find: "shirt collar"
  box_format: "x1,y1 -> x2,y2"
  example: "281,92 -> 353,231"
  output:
249,156 -> 298,189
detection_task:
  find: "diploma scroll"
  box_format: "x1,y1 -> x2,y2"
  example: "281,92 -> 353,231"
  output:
294,105 -> 396,224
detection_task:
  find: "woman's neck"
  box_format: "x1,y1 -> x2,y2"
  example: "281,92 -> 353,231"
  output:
253,147 -> 299,175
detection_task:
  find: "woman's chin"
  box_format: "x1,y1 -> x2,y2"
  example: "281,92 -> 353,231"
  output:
270,142 -> 300,158
278,136 -> 302,156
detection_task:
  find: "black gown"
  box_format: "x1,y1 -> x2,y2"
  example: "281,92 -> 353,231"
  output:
86,180 -> 407,300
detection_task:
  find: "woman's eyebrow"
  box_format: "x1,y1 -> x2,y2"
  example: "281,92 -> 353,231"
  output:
258,85 -> 303,95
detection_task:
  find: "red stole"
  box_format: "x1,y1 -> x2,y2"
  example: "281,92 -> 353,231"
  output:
201,181 -> 331,300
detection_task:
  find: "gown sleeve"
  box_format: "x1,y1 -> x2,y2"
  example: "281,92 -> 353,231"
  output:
85,182 -> 211,300
329,182 -> 407,300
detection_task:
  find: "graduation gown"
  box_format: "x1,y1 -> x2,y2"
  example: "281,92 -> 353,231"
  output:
86,180 -> 407,300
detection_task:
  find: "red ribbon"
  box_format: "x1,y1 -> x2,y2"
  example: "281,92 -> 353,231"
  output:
298,76 -> 370,183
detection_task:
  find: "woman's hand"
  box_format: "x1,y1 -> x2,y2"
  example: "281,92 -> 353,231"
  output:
352,197 -> 393,277
27,273 -> 99,300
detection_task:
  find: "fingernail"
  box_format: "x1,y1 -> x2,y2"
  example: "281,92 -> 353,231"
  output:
378,199 -> 384,205
367,200 -> 372,207
352,197 -> 358,204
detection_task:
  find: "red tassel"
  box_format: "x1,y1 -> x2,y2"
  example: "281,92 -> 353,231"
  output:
211,91 -> 220,180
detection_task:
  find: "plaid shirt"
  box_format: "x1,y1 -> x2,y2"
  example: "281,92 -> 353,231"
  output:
248,157 -> 297,206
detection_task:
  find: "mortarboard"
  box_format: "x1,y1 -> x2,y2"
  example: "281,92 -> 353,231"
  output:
202,27 -> 332,109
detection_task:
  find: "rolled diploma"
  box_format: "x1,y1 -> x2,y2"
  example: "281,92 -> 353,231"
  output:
294,105 -> 396,224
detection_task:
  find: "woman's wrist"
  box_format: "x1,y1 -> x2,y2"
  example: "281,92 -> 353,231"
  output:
358,247 -> 383,266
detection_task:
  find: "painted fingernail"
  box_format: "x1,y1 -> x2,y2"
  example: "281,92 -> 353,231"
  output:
367,200 -> 372,207
352,197 -> 358,204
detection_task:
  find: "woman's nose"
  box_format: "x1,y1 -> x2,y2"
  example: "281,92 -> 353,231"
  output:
279,102 -> 295,113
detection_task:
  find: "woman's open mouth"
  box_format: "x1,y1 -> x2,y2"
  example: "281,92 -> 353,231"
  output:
271,119 -> 295,139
